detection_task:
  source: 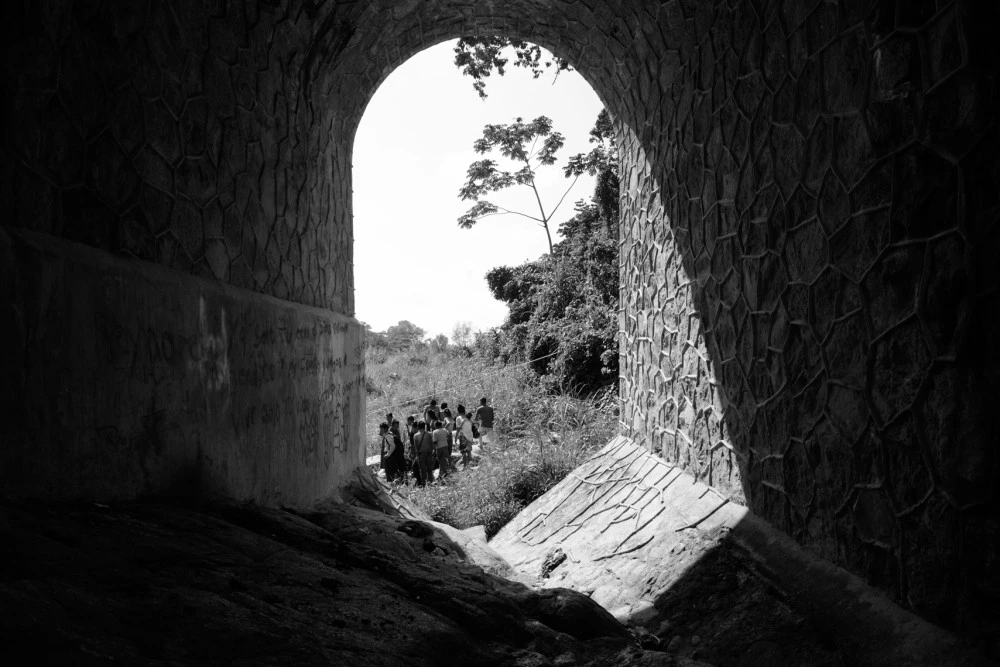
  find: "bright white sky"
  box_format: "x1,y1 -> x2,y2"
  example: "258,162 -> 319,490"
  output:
352,39 -> 604,340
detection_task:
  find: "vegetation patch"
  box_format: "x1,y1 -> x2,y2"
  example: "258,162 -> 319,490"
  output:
364,347 -> 617,538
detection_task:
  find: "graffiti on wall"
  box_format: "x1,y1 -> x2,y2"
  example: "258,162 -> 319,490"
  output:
86,289 -> 365,492
189,297 -> 232,421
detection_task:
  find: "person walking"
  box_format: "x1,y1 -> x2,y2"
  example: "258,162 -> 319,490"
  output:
412,421 -> 435,487
432,420 -> 450,481
405,415 -> 419,484
456,405 -> 474,468
388,419 -> 406,484
442,408 -> 458,472
475,397 -> 495,448
378,422 -> 392,478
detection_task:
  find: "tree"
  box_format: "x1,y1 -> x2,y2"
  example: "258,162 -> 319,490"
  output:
475,110 -> 622,393
430,333 -> 449,353
452,37 -> 622,392
563,109 -> 618,228
481,199 -> 620,392
385,320 -> 425,350
453,37 -> 571,99
452,321 -> 475,349
360,321 -> 389,350
459,115 -> 600,254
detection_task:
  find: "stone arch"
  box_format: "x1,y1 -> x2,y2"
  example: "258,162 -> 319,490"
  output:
2,0 -> 998,641
313,1 -> 674,317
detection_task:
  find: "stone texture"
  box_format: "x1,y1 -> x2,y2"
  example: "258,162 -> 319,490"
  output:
612,0 -> 999,646
0,227 -> 365,506
1,0 -> 997,648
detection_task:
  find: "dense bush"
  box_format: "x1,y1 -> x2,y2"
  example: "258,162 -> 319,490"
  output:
479,199 -> 619,393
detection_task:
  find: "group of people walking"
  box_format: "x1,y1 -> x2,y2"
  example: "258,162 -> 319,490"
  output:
377,397 -> 495,487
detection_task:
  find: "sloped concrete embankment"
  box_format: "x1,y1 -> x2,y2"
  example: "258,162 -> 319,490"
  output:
491,436 -> 989,666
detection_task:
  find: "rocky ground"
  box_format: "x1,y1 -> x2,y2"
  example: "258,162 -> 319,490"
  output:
0,456 -> 989,666
0,493 -> 700,666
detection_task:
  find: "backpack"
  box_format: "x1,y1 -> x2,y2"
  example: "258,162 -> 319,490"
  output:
471,421 -> 480,439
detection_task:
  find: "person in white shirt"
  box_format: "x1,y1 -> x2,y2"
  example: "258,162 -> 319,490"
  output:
456,405 -> 474,467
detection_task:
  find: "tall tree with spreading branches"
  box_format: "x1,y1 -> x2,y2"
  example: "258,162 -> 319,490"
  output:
457,110 -> 618,254
454,38 -> 616,253
453,37 -> 624,390
458,115 -> 571,254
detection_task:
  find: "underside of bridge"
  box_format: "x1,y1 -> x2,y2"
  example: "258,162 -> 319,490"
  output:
2,0 -> 997,649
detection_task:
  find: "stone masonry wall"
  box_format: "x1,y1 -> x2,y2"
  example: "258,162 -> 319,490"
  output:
617,0 -> 999,643
2,0 -> 352,311
1,0 -> 997,643
1,226 -> 365,505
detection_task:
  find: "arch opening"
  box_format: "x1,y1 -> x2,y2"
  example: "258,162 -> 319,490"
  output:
350,39 -> 604,343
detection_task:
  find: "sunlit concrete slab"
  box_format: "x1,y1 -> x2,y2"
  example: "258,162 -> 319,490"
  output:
492,437 -> 985,666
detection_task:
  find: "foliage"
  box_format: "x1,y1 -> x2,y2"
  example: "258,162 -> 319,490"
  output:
458,115 -> 581,254
483,208 -> 619,392
564,108 -> 618,233
562,109 -> 616,178
384,320 -> 425,350
404,385 -> 619,538
364,347 -> 617,537
453,41 -> 620,393
362,322 -> 390,352
457,109 -> 615,256
453,37 -> 571,99
451,321 -> 475,350
429,333 -> 449,353
468,107 -> 621,394
364,343 -> 529,456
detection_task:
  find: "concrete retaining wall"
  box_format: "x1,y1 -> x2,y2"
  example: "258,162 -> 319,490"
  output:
0,227 -> 365,506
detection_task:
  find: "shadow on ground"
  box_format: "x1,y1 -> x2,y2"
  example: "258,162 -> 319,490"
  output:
0,493 -> 680,666
1,448 -> 991,666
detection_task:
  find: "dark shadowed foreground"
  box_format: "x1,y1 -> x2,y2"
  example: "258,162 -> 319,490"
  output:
0,494 -> 673,667
1,461 -> 990,667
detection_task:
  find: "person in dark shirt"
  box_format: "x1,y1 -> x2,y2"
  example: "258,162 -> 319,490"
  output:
405,415 -> 419,483
388,420 -> 406,484
475,397 -> 495,447
378,422 -> 394,480
412,421 -> 435,488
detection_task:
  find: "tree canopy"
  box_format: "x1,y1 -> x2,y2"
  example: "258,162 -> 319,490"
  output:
385,320 -> 425,350
452,36 -> 622,393
453,37 -> 571,99
458,115 -> 579,254
478,196 -> 619,393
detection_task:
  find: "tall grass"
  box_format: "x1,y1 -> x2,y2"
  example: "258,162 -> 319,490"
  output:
363,345 -> 618,537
